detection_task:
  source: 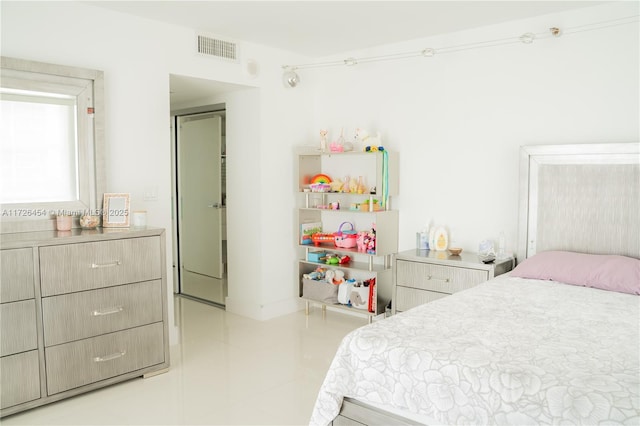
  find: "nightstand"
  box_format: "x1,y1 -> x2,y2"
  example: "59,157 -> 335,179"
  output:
393,249 -> 514,314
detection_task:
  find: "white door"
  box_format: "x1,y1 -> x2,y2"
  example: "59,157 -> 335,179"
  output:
177,113 -> 226,304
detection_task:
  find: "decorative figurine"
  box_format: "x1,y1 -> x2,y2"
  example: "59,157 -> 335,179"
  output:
319,129 -> 328,152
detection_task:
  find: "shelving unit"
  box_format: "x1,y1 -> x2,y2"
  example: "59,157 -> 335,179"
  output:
296,149 -> 399,322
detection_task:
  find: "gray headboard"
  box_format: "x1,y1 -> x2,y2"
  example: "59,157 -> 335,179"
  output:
518,143 -> 640,261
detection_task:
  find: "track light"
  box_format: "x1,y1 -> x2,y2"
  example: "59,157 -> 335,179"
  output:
282,66 -> 300,88
279,14 -> 638,85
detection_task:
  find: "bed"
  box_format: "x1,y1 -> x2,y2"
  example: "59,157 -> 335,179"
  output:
310,143 -> 640,426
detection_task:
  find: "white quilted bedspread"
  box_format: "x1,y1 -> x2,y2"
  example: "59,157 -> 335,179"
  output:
310,275 -> 640,425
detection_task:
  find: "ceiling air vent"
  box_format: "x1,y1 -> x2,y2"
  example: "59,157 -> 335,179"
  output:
197,34 -> 238,62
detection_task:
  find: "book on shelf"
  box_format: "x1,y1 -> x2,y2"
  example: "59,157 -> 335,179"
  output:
300,222 -> 322,245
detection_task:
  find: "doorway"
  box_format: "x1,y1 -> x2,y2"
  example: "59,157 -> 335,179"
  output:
173,109 -> 227,306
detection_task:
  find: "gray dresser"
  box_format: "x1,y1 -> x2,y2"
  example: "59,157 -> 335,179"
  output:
0,227 -> 169,417
393,249 -> 514,314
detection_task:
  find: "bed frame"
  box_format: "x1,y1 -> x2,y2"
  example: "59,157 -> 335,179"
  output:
331,142 -> 640,426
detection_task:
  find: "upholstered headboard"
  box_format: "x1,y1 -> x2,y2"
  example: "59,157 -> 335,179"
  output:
517,143 -> 640,261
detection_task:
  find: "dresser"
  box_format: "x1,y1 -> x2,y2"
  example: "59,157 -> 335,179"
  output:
0,228 -> 169,417
393,249 -> 513,314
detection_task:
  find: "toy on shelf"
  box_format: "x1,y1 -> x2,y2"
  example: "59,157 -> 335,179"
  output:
360,198 -> 380,211
310,174 -> 332,184
312,233 -> 334,246
357,176 -> 366,194
354,128 -> 382,152
334,222 -> 357,248
357,224 -> 376,254
329,128 -> 346,152
309,173 -> 332,192
319,129 -> 328,152
330,178 -> 344,192
323,254 -> 350,266
347,177 -> 358,193
303,266 -> 327,281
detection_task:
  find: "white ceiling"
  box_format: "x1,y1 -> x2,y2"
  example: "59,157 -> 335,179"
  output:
87,1 -> 607,106
91,1 -> 606,57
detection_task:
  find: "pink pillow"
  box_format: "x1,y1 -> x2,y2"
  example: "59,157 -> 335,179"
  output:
511,251 -> 640,295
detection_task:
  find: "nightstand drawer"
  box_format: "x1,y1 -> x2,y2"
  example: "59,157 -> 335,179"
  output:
1,248 -> 34,303
45,322 -> 165,395
42,280 -> 163,346
39,237 -> 162,296
0,300 -> 38,356
396,260 -> 488,294
396,286 -> 447,312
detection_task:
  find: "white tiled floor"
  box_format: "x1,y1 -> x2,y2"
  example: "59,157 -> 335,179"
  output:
3,297 -> 366,425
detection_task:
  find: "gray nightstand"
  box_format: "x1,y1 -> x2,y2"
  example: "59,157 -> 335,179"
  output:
393,249 -> 514,314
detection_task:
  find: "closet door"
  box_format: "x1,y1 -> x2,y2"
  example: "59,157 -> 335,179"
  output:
177,113 -> 225,304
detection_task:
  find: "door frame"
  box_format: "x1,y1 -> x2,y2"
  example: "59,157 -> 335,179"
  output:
170,103 -> 225,295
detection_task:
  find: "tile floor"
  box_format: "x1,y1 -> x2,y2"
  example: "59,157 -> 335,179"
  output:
3,297 -> 366,425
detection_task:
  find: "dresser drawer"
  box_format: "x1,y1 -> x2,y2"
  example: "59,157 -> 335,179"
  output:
396,260 -> 488,294
1,248 -> 34,303
39,236 -> 162,296
0,350 -> 40,409
0,300 -> 38,357
395,286 -> 448,312
45,322 -> 165,395
42,280 -> 163,346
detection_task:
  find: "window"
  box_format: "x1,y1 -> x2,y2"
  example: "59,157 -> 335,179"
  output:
0,57 -> 105,230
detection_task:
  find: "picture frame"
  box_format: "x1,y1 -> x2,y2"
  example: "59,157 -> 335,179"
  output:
102,193 -> 130,228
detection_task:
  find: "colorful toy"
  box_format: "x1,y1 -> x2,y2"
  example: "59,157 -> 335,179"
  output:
330,128 -> 346,152
309,182 -> 330,192
303,266 -> 327,281
312,233 -> 334,246
310,174 -> 332,184
329,141 -> 344,152
324,254 -> 339,265
334,222 -> 357,249
365,145 -> 385,152
358,224 -> 376,254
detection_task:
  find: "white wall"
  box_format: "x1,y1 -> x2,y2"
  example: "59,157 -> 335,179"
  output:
307,2 -> 639,256
2,2 -> 638,327
1,2 -> 314,328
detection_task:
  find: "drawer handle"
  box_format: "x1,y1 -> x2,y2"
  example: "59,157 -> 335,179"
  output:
426,275 -> 450,283
93,350 -> 126,363
91,260 -> 122,269
91,306 -> 124,316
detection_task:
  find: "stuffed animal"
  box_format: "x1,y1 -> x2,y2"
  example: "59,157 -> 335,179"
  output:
350,290 -> 366,309
304,266 -> 327,281
354,128 -> 382,151
356,231 -> 367,252
361,224 -> 376,254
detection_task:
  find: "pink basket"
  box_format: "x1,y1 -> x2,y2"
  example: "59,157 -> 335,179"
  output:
334,222 -> 357,249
